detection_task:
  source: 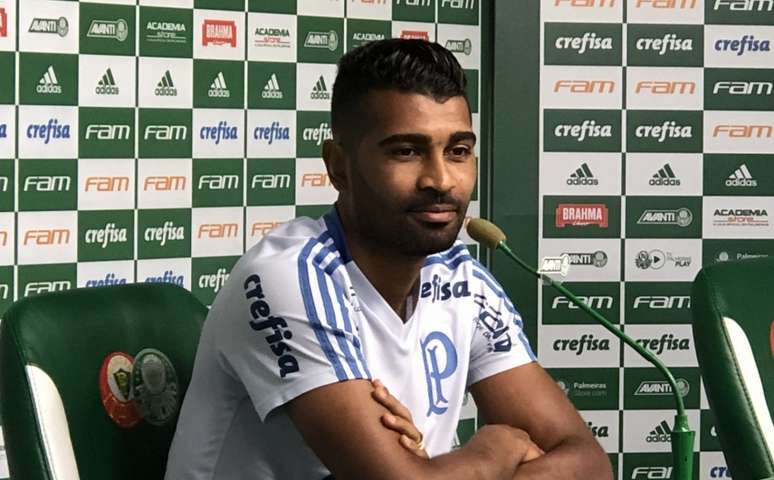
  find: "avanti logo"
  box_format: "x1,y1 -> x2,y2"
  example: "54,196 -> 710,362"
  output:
202,19 -> 236,47
714,35 -> 771,55
555,203 -> 609,228
444,38 -> 472,55
553,334 -> 610,355
208,72 -> 230,98
85,124 -> 131,140
310,75 -> 330,100
87,19 -> 128,41
634,121 -> 692,142
85,273 -> 127,288
144,124 -> 187,141
561,251 -> 608,267
650,163 -> 680,186
26,118 -> 71,144
199,121 -> 237,145
712,124 -> 773,138
95,68 -> 119,95
302,122 -> 333,146
85,176 -> 130,192
633,295 -> 690,309
727,163 -> 757,187
304,31 -> 339,51
29,17 -> 69,37
635,377 -> 690,396
37,65 -> 62,94
155,70 -> 177,96
713,80 -> 773,95
253,121 -> 290,144
637,208 -> 693,226
84,223 -> 128,249
144,221 -> 185,246
635,80 -> 695,95
567,162 -> 598,185
553,120 -> 613,142
714,0 -> 774,10
554,32 -> 613,54
262,73 -> 283,99
553,80 -> 615,94
254,26 -> 291,48
635,33 -> 694,55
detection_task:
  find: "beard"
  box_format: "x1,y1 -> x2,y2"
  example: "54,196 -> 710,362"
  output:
346,166 -> 469,258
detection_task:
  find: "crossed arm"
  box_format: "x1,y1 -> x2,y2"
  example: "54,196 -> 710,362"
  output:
286,362 -> 612,480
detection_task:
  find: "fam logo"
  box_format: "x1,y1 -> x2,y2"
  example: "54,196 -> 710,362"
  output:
199,174 -> 239,192
85,176 -> 130,192
250,220 -> 284,237
554,32 -> 613,54
23,227 -> 71,246
252,173 -> 291,190
634,0 -> 697,8
85,273 -> 127,288
25,279 -> 71,297
554,79 -> 615,94
553,333 -> 610,355
254,121 -> 290,144
713,207 -> 769,226
200,121 -> 238,145
715,35 -> 771,56
23,175 -> 70,193
632,294 -> 690,310
714,0 -> 774,10
144,175 -> 185,193
26,118 -> 71,144
420,331 -> 458,416
555,203 -> 609,228
87,19 -> 128,42
713,80 -> 773,96
300,172 -> 331,187
420,274 -> 471,302
553,120 -> 613,142
635,33 -> 694,55
302,122 -> 333,146
29,16 -> 68,37
244,274 -> 299,378
472,294 -> 512,352
85,123 -> 131,141
144,124 -> 188,141
552,0 -> 617,7
304,30 -> 339,51
552,294 -> 612,309
632,466 -> 672,479
635,249 -> 692,269
636,208 -> 693,227
713,124 -> 773,138
635,80 -> 695,95
197,223 -> 239,239
441,0 -> 476,9
254,26 -> 291,48
202,19 -> 236,47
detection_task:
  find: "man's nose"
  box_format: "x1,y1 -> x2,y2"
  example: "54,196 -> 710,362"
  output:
417,152 -> 454,193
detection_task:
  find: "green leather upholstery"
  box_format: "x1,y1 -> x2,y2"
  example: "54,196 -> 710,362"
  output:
0,283 -> 206,480
692,258 -> 774,480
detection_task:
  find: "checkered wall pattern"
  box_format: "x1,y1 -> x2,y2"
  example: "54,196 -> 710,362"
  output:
0,0 -> 483,477
538,1 -> 774,478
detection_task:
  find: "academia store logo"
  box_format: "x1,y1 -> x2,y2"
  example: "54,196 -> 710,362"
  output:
194,10 -> 244,61
192,256 -> 239,307
544,23 -> 622,66
704,68 -> 774,111
139,6 -> 192,58
625,282 -> 693,325
543,110 -> 621,152
18,263 -> 75,299
437,23 -> 480,69
248,12 -> 296,63
347,0 -> 391,20
704,110 -> 774,154
19,53 -> 78,106
297,16 -> 343,64
623,410 -> 701,453
137,258 -> 190,290
77,260 -> 132,289
705,25 -> 774,68
138,158 -> 191,209
544,196 -> 620,238
625,239 -> 701,282
245,205 -> 295,249
138,209 -> 190,260
542,281 -> 620,325
346,18 -> 390,52
707,0 -> 774,25
17,211 -> 77,265
547,367 -> 619,410
392,0 -> 435,23
541,0 -> 622,23
392,21 -> 436,42
627,24 -> 703,67
626,110 -> 702,153
0,105 -> 15,159
296,158 -> 336,206
628,0 -> 703,24
78,159 -> 134,211
703,196 -> 774,239
539,238 -> 620,282
626,67 -> 702,111
78,55 -> 135,108
78,210 -> 133,262
624,324 -> 697,368
578,410 -> 619,453
624,367 -> 700,410
625,154 -> 702,196
19,159 -> 77,212
247,110 -> 295,158
138,57 -> 192,108
19,0 -> 78,53
247,158 -> 295,207
699,452 -> 732,480
703,239 -> 774,266
540,153 -> 622,196
194,60 -> 244,109
541,66 -> 622,110
537,325 -> 619,368
191,207 -> 243,258
194,158 -> 243,208
625,196 -> 702,238
79,3 -> 135,56
296,63 -> 336,111
193,110 -> 243,158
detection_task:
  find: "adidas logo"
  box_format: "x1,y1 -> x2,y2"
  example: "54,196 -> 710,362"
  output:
310,75 -> 330,100
726,163 -> 757,187
646,420 -> 672,443
650,163 -> 680,186
262,73 -> 283,100
95,68 -> 119,95
154,70 -> 177,96
36,65 -> 62,94
208,71 -> 230,98
567,162 -> 598,186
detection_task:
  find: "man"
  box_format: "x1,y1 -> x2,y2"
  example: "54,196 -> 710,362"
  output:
165,39 -> 611,480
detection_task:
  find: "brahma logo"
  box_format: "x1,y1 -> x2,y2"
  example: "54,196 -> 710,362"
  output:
85,273 -> 127,288
85,176 -> 130,192
254,26 -> 291,48
144,125 -> 188,141
301,173 -> 331,187
143,176 -> 186,191
555,203 -> 609,228
85,124 -> 131,141
553,120 -> 613,142
713,207 -> 769,226
304,31 -> 338,51
553,0 -> 617,6
634,121 -> 693,142
634,0 -> 696,7
23,228 -> 71,246
401,30 -> 430,40
635,33 -> 694,55
24,175 -> 70,192
197,223 -> 239,239
715,35 -> 771,55
302,122 -> 333,146
253,121 -> 290,144
713,124 -> 773,138
635,80 -> 695,94
637,208 -> 693,226
199,121 -> 238,145
562,251 -> 608,267
202,19 -> 236,47
26,119 -> 71,144
553,334 -> 611,355
714,0 -> 774,10
713,80 -> 773,95
0,8 -> 7,38
87,19 -> 129,41
29,17 -> 68,37
554,80 -> 615,94
554,32 -> 614,54
144,221 -> 185,246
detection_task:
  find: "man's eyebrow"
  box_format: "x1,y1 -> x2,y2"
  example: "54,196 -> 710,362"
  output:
377,133 -> 431,147
449,131 -> 477,144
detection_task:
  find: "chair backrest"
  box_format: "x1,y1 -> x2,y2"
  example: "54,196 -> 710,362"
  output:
692,258 -> 774,480
0,283 -> 207,480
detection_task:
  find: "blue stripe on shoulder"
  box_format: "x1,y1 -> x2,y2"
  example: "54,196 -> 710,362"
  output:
323,210 -> 352,263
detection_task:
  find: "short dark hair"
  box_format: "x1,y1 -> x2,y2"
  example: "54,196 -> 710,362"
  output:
331,39 -> 468,140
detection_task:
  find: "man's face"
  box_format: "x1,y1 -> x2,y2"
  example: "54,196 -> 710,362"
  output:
339,89 -> 476,257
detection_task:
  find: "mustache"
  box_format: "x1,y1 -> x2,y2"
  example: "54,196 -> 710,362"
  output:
405,193 -> 462,212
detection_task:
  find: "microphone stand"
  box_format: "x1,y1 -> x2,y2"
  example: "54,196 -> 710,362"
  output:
493,240 -> 694,480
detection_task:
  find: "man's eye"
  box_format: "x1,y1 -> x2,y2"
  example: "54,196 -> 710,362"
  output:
449,146 -> 471,157
394,147 -> 419,157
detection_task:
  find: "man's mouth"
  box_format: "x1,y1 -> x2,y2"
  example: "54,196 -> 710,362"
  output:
409,204 -> 458,224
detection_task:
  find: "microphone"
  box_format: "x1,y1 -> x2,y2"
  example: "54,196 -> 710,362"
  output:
467,218 -> 695,480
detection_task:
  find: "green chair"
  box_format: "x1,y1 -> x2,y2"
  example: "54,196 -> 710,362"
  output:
0,283 -> 207,480
692,258 -> 774,480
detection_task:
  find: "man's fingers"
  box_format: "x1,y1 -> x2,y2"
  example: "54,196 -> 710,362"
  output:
381,413 -> 422,443
400,435 -> 429,459
371,381 -> 414,422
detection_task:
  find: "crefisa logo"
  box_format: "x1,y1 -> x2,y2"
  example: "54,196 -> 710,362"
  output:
27,118 -> 71,144
420,274 -> 471,302
553,120 -> 613,142
553,333 -> 611,355
302,122 -> 333,146
635,33 -> 694,55
200,121 -> 238,145
554,32 -> 614,55
715,35 -> 771,56
253,121 -> 290,144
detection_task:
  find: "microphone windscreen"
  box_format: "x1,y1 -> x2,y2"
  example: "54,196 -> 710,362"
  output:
466,218 -> 506,249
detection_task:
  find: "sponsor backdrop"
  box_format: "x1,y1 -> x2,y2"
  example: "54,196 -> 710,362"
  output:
490,0 -> 772,478
0,0 -> 484,477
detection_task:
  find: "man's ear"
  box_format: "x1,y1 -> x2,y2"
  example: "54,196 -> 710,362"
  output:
323,139 -> 348,192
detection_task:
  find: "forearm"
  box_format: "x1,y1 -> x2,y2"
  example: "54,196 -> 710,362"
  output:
512,436 -> 612,480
